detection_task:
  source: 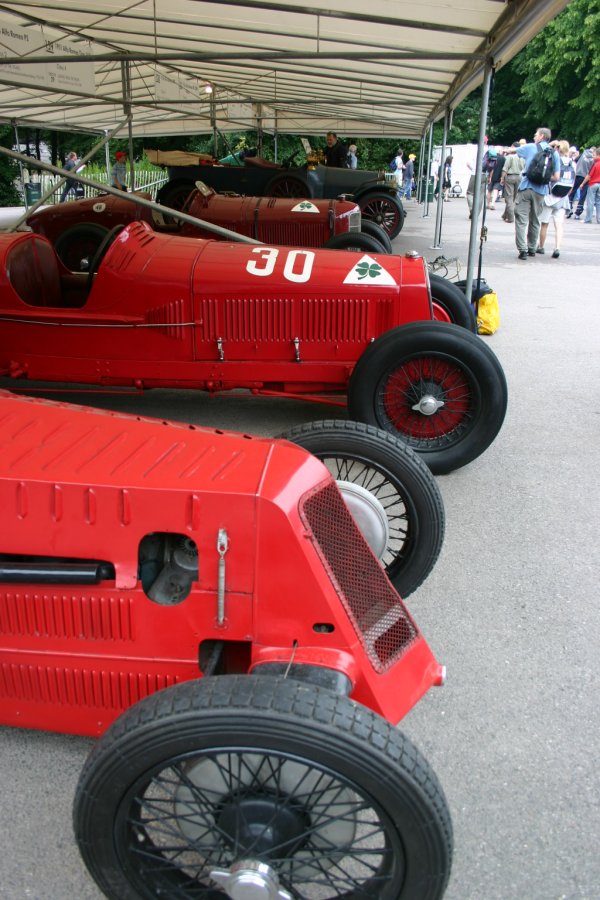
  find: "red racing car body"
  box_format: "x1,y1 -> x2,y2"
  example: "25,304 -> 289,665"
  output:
0,222 -> 507,473
26,186 -> 392,272
0,389 -> 453,899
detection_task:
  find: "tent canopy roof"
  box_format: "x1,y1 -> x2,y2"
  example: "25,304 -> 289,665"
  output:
0,0 -> 569,138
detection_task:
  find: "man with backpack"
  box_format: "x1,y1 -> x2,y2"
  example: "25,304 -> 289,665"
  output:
513,127 -> 560,260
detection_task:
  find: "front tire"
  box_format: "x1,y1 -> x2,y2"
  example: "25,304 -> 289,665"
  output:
74,676 -> 452,900
429,273 -> 477,331
280,420 -> 444,597
348,321 -> 508,474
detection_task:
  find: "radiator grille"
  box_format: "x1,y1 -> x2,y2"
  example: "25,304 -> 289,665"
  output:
258,223 -> 324,245
0,663 -> 178,709
0,592 -> 133,641
300,481 -> 417,672
199,297 -> 369,342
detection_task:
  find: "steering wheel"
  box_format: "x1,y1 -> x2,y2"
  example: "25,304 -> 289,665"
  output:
281,151 -> 301,169
86,224 -> 125,294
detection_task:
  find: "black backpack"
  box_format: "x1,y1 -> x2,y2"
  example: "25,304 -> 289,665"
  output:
527,147 -> 554,185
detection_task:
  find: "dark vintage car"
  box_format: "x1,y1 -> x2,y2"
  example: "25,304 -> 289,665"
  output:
150,148 -> 406,238
0,223 -> 507,473
25,188 -> 474,329
0,389 -> 452,900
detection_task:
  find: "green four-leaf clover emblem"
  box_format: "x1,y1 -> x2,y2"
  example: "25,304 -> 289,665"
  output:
355,261 -> 383,280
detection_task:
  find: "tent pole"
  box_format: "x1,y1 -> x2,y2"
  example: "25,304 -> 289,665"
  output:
121,60 -> 136,191
465,60 -> 494,306
423,123 -> 434,218
431,107 -> 449,248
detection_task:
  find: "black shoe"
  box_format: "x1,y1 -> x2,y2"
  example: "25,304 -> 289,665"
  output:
536,247 -> 545,254
552,249 -> 560,258
528,250 -> 536,256
566,211 -> 573,219
518,250 -> 528,260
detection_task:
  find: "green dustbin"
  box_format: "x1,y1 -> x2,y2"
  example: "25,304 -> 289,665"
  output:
417,178 -> 435,202
25,182 -> 42,205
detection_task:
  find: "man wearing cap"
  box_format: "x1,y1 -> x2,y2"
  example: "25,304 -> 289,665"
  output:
111,150 -> 128,191
403,154 -> 416,199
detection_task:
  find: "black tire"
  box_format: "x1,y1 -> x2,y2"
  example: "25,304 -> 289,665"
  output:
348,321 -> 508,474
74,676 -> 452,900
361,219 -> 394,253
54,223 -> 109,271
324,231 -> 388,253
429,273 -> 477,332
265,173 -> 311,198
359,191 -> 405,239
280,419 -> 444,597
86,224 -> 125,293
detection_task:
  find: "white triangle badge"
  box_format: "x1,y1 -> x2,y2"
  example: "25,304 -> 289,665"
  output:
343,255 -> 397,285
291,201 -> 320,213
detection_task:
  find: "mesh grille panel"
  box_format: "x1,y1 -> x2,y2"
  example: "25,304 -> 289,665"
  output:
300,481 -> 417,672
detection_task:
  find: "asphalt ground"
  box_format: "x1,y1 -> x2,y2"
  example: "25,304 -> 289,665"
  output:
0,194 -> 599,899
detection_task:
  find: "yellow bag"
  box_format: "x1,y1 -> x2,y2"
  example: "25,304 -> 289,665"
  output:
476,291 -> 500,335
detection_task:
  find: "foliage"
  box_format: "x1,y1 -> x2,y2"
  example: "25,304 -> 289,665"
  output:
511,0 -> 600,146
0,127 -> 23,206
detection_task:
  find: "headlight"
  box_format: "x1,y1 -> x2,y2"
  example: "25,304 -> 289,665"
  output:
348,210 -> 361,232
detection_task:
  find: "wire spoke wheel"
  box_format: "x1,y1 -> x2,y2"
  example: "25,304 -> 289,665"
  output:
380,354 -> 474,445
279,420 -> 444,598
348,321 -> 508,473
359,193 -> 404,238
74,677 -> 452,900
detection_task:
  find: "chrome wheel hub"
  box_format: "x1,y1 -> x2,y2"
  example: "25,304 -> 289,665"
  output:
411,394 -> 445,416
211,860 -> 292,899
337,480 -> 389,559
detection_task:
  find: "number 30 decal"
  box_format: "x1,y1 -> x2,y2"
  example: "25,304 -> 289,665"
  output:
246,248 -> 315,283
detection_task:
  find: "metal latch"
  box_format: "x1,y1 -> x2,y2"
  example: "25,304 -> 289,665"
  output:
293,336 -> 301,362
217,528 -> 229,625
217,337 -> 224,360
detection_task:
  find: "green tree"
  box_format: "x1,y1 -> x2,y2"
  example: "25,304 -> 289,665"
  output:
0,126 -> 22,205
512,0 -> 600,146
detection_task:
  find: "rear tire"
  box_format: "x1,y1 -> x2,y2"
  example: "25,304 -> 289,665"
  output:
361,219 -> 394,253
74,676 -> 453,900
348,321 -> 508,474
324,231 -> 388,253
280,419 -> 444,597
429,273 -> 477,331
359,192 -> 405,238
265,173 -> 310,198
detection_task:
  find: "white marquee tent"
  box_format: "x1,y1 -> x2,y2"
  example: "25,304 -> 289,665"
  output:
0,0 -> 570,139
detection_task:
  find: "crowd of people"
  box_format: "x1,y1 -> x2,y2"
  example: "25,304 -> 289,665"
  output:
465,130 -> 599,259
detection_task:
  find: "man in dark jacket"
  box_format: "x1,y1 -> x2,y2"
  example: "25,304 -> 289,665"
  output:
323,132 -> 348,168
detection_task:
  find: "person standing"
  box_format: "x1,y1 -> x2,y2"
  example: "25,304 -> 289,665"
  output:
569,146 -> 594,219
581,147 -> 600,224
323,132 -> 349,168
486,148 -> 506,209
390,148 -> 404,187
500,142 -> 524,223
536,140 -> 576,258
59,151 -> 79,202
466,136 -> 488,219
402,154 -> 415,199
111,150 -> 128,190
346,144 -> 358,169
513,127 -> 560,260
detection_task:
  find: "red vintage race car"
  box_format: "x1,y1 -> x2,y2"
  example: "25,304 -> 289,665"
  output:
0,222 -> 506,473
26,184 -> 393,265
26,187 -> 474,328
0,389 -> 452,900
